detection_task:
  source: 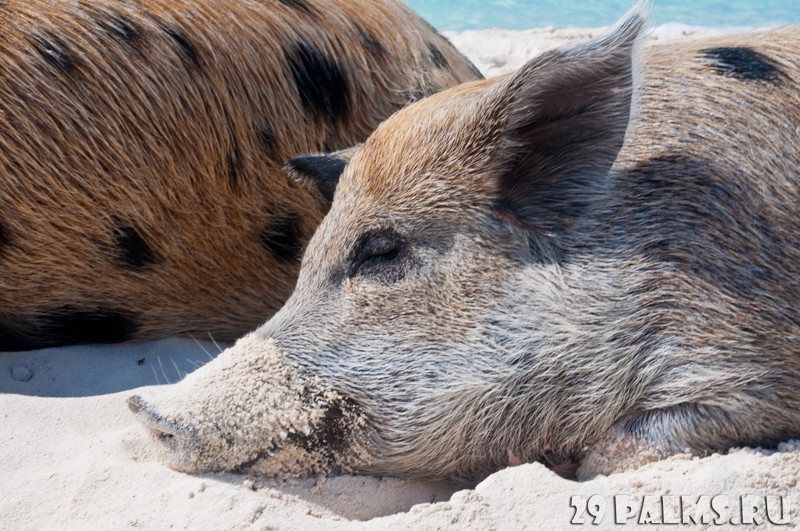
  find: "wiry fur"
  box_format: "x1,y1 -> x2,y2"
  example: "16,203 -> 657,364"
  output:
131,2 -> 800,484
0,0 -> 481,350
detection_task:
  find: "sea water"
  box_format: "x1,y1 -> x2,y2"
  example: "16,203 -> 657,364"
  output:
405,0 -> 800,31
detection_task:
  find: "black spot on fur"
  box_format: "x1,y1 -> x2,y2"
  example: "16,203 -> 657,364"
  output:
356,26 -> 385,56
31,33 -> 75,73
700,47 -> 786,82
0,308 -> 138,351
428,43 -> 448,69
83,4 -> 141,46
104,14 -> 141,44
284,154 -> 346,203
278,0 -> 316,16
419,19 -> 483,79
157,23 -> 200,68
113,225 -> 158,269
258,125 -> 278,159
260,211 -> 304,262
285,40 -> 349,123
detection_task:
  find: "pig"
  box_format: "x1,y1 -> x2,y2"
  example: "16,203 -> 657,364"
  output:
0,0 -> 481,350
129,2 -> 800,484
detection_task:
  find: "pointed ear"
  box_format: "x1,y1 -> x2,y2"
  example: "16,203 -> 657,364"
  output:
284,145 -> 361,203
493,2 -> 648,232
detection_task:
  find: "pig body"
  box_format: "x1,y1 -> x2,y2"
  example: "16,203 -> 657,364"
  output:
0,0 -> 480,350
131,3 -> 800,483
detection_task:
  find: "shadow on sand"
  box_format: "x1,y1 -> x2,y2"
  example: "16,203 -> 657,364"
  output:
0,337 -> 228,397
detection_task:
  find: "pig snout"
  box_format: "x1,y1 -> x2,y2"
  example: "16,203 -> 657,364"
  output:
128,394 -> 190,442
126,334 -> 369,476
128,394 -> 202,471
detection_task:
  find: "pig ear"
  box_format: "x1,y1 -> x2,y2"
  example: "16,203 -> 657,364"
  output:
492,2 -> 648,232
284,145 -> 361,203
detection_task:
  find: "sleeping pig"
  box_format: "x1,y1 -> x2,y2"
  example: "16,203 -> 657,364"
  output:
129,2 -> 800,482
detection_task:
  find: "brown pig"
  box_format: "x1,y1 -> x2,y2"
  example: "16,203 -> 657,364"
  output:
130,2 -> 800,483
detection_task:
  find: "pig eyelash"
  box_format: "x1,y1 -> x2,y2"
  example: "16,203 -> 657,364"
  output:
355,246 -> 402,273
347,228 -> 406,279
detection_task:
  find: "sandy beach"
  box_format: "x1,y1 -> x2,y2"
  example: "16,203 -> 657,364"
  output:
2,27 -> 799,530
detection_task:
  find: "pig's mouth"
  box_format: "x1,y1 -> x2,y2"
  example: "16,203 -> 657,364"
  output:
128,394 -> 202,471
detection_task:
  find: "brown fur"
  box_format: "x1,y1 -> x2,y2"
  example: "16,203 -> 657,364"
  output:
0,0 -> 481,350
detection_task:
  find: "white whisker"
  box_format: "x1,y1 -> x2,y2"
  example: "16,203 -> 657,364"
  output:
189,333 -> 215,361
150,364 -> 160,385
157,355 -> 171,384
207,332 -> 224,354
170,358 -> 184,380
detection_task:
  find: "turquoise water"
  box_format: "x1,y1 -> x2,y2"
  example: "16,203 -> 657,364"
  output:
405,0 -> 800,31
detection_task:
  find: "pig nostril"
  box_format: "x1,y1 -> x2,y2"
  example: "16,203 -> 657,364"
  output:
127,395 -> 143,414
148,427 -> 175,442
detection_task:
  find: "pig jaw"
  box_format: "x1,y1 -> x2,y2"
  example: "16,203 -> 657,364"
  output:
128,335 -> 369,476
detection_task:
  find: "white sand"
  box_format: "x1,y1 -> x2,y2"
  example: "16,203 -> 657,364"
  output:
3,27 -> 799,530
445,23 -> 730,77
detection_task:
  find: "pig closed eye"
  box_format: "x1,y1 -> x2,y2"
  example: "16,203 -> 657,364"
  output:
349,230 -> 406,280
